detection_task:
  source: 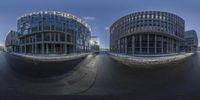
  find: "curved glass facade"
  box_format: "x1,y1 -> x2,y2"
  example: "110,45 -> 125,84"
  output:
18,11 -> 91,54
110,11 -> 185,55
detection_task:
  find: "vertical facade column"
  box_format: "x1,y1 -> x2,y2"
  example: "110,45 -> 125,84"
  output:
54,33 -> 56,42
54,44 -> 56,54
155,35 -> 157,54
61,44 -> 63,54
35,44 -> 37,54
167,37 -> 168,53
169,38 -> 171,53
73,33 -> 76,53
175,40 -> 178,52
170,38 -> 172,53
161,36 -> 163,54
35,34 -> 37,54
132,35 -> 135,55
25,45 -> 26,54
58,33 -> 60,42
50,33 -> 52,42
119,38 -> 121,53
147,34 -> 149,54
118,39 -> 120,53
42,33 -> 44,54
20,45 -> 22,53
125,37 -> 127,54
32,44 -> 34,54
64,44 -> 67,54
65,33 -> 67,54
172,39 -> 174,53
122,38 -> 125,54
177,41 -> 179,52
140,34 -> 142,54
24,38 -> 27,54
46,44 -> 49,54
53,33 -> 56,54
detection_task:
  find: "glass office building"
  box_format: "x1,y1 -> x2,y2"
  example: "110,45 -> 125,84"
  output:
110,11 -> 185,55
17,11 -> 91,54
181,30 -> 198,52
5,30 -> 20,52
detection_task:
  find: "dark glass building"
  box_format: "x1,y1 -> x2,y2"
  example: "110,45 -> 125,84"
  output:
110,11 -> 185,55
181,30 -> 198,52
17,11 -> 91,54
5,30 -> 20,52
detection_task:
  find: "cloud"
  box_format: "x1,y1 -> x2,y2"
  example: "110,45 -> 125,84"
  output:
83,16 -> 96,21
105,26 -> 109,31
0,43 -> 4,47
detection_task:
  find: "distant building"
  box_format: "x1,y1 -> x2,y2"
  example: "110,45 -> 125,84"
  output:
110,11 -> 197,56
0,46 -> 5,51
100,48 -> 109,52
5,11 -> 91,55
181,30 -> 198,52
90,36 -> 100,52
5,30 -> 20,52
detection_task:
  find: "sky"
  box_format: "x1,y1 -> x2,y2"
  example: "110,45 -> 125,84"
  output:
0,0 -> 200,48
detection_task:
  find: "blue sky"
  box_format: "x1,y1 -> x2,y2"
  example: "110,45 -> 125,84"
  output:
0,0 -> 199,48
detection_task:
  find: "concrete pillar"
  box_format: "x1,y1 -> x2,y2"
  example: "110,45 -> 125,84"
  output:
119,39 -> 121,53
50,33 -> 52,42
35,44 -> 37,54
73,33 -> 76,53
35,34 -> 37,54
65,33 -> 67,54
172,39 -> 174,53
155,35 -> 157,54
58,33 -> 60,42
170,38 -> 172,53
32,44 -> 34,54
42,33 -> 44,54
125,37 -> 127,54
169,38 -> 171,53
46,44 -> 49,54
64,44 -> 67,54
167,37 -> 168,53
140,34 -> 142,54
20,45 -> 22,53
24,38 -> 27,54
118,39 -> 120,53
177,41 -> 179,52
147,34 -> 149,54
60,44 -> 62,54
25,45 -> 26,54
132,35 -> 135,55
54,33 -> 56,41
123,38 -> 125,53
161,36 -> 163,54
54,44 -> 56,54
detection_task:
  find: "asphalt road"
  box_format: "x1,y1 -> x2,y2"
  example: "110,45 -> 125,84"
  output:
81,52 -> 200,99
0,52 -> 200,100
4,53 -> 86,78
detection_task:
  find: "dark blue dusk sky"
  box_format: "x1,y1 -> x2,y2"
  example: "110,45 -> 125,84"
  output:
0,0 -> 199,48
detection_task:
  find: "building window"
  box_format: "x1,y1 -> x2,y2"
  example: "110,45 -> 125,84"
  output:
67,34 -> 71,42
60,33 -> 65,41
36,34 -> 42,42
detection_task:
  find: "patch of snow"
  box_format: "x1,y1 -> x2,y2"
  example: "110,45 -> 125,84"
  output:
10,53 -> 89,61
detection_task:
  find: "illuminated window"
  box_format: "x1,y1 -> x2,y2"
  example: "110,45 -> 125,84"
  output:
147,14 -> 150,19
